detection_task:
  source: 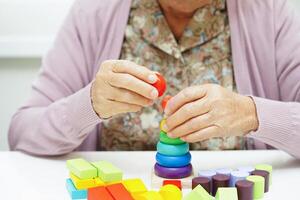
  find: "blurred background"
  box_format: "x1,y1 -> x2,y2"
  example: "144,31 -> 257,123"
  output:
0,0 -> 299,151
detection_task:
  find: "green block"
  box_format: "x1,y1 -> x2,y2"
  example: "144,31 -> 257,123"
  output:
91,161 -> 123,182
66,158 -> 97,179
159,131 -> 185,145
255,164 -> 273,185
246,175 -> 265,199
216,188 -> 238,200
183,185 -> 213,200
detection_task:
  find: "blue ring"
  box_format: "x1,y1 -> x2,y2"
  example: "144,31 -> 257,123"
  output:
157,141 -> 189,156
156,152 -> 191,168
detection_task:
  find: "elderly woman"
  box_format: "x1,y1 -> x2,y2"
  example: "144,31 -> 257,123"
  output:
8,0 -> 300,157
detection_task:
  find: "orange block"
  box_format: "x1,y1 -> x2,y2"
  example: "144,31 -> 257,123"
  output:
88,186 -> 114,200
106,183 -> 134,200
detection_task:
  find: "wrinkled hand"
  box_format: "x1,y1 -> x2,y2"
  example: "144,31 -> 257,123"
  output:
91,60 -> 159,119
164,84 -> 259,143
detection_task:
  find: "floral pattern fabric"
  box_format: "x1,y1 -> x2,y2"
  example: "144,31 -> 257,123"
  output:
100,0 -> 245,151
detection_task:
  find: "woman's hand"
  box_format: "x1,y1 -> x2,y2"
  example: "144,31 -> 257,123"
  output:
164,84 -> 259,143
91,60 -> 159,119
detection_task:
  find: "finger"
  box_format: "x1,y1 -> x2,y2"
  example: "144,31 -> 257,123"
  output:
180,126 -> 219,143
107,85 -> 153,107
111,60 -> 158,84
109,72 -> 159,100
165,98 -> 210,132
167,113 -> 213,138
165,86 -> 207,116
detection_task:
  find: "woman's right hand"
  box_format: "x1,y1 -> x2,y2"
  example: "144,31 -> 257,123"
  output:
91,60 -> 159,119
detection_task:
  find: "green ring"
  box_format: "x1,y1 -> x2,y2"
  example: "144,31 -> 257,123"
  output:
157,141 -> 189,156
159,131 -> 185,145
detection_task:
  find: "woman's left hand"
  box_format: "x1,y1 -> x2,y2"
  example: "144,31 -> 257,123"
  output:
164,84 -> 259,143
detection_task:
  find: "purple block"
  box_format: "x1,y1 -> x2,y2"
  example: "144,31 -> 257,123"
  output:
154,163 -> 192,179
237,166 -> 255,173
216,168 -> 233,176
230,170 -> 249,187
198,170 -> 216,180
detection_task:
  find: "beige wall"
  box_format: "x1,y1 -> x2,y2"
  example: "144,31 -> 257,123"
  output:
0,0 -> 300,150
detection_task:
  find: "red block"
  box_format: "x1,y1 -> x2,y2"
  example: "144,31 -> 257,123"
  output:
88,186 -> 114,200
163,180 -> 182,190
106,183 -> 134,200
152,73 -> 167,97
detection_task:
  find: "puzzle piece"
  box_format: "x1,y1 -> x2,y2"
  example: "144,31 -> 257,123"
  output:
67,158 -> 97,179
66,178 -> 87,199
88,186 -> 113,200
159,184 -> 182,200
106,183 -> 134,200
183,185 -> 213,200
215,187 -> 238,200
91,161 -> 123,183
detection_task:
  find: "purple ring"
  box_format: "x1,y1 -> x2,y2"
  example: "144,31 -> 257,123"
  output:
154,163 -> 192,179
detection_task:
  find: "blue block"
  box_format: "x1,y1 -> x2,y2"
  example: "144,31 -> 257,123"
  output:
157,141 -> 189,156
156,152 -> 191,167
66,178 -> 87,199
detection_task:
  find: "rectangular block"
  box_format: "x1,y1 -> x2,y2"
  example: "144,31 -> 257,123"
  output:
66,178 -> 87,199
215,187 -> 238,200
106,183 -> 134,200
70,173 -> 97,190
91,161 -> 123,182
123,178 -> 147,194
183,185 -> 213,200
88,186 -> 114,200
67,158 -> 97,179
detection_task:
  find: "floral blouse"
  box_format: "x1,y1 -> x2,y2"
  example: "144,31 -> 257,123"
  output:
100,0 -> 245,151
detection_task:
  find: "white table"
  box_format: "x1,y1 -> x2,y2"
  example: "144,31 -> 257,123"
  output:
0,150 -> 299,200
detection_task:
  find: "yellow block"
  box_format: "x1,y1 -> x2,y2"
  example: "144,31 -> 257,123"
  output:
159,185 -> 182,200
70,173 -> 96,190
94,177 -> 105,187
160,119 -> 167,132
134,191 -> 164,200
123,178 -> 147,194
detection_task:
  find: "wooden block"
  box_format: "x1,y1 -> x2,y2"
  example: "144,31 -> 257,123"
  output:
66,178 -> 87,199
215,188 -> 238,200
134,191 -> 164,200
92,161 -> 123,182
163,180 -> 182,190
159,184 -> 182,200
151,169 -> 194,189
70,173 -> 99,190
183,185 -> 213,200
106,183 -> 134,200
88,186 -> 114,200
67,158 -> 97,179
123,178 -> 147,194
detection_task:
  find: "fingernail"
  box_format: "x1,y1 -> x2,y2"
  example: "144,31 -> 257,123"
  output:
148,74 -> 157,83
150,89 -> 158,99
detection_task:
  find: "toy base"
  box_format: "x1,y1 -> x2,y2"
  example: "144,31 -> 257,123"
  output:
151,169 -> 194,189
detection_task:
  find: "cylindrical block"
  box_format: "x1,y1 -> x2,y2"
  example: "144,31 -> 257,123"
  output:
154,163 -> 192,179
160,131 -> 185,145
246,175 -> 265,199
230,171 -> 249,187
251,170 -> 270,193
236,180 -> 254,200
237,166 -> 255,173
255,164 -> 272,185
156,152 -> 191,168
198,170 -> 216,181
157,142 -> 189,156
192,177 -> 211,194
212,174 -> 230,196
216,168 -> 233,176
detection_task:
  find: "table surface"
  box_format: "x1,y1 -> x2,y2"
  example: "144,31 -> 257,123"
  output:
0,150 -> 299,200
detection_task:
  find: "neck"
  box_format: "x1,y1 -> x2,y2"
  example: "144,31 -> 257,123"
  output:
158,0 -> 211,40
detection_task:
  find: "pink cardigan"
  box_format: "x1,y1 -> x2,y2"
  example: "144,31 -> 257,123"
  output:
8,0 -> 300,157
